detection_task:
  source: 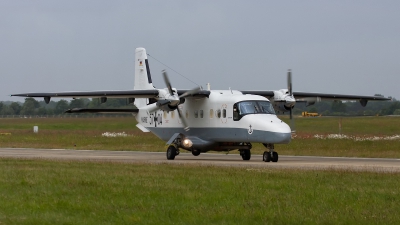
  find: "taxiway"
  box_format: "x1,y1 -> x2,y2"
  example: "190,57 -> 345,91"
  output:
0,148 -> 399,172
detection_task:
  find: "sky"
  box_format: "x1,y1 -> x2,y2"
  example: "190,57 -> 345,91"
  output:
1,0 -> 399,102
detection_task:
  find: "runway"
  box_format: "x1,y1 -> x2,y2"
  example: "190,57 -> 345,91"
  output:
0,148 -> 399,172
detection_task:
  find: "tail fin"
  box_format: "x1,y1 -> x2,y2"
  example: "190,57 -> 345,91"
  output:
134,47 -> 155,90
134,48 -> 155,108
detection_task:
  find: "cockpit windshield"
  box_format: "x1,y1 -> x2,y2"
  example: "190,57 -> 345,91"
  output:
233,101 -> 275,120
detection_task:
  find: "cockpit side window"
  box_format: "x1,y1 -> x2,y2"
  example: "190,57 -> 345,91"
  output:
257,101 -> 275,114
233,103 -> 240,121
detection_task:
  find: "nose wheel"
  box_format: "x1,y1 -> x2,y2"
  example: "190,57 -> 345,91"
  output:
262,144 -> 278,162
166,145 -> 179,160
240,149 -> 251,160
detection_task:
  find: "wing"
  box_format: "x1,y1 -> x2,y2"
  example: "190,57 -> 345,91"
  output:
240,91 -> 274,98
240,90 -> 391,108
293,92 -> 390,101
293,92 -> 391,107
64,108 -> 139,115
177,89 -> 211,98
11,89 -> 160,103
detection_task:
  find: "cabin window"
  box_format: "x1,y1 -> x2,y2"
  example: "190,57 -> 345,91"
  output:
171,111 -> 175,119
210,109 -> 214,118
216,109 -> 221,118
233,100 -> 275,121
194,110 -> 198,118
200,110 -> 204,118
163,111 -> 167,119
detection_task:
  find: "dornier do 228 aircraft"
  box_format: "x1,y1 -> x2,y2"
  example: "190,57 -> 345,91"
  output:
12,47 -> 390,162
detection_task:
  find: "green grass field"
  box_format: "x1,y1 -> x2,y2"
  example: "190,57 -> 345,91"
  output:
0,159 -> 399,224
0,117 -> 399,224
0,116 -> 399,158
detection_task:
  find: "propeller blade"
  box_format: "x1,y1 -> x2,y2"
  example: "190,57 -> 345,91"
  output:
287,69 -> 292,96
162,70 -> 174,96
179,86 -> 201,98
176,107 -> 190,131
142,103 -> 159,114
290,108 -> 296,133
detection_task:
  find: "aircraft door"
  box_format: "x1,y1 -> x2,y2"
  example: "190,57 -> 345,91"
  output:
220,104 -> 227,124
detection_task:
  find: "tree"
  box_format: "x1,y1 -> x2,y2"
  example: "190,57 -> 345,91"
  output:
69,99 -> 85,109
9,102 -> 22,115
331,101 -> 347,113
37,107 -> 48,116
24,98 -> 40,108
381,101 -> 400,115
20,101 -> 35,115
0,105 -> 14,115
55,100 -> 69,114
308,106 -> 318,113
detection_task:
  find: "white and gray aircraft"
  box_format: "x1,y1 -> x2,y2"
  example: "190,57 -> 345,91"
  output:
12,47 -> 390,162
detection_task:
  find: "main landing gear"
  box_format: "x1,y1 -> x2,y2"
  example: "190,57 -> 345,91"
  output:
191,149 -> 201,156
262,143 -> 278,162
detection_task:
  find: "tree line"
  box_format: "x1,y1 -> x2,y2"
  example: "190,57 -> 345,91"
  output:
0,98 -> 134,116
0,97 -> 399,116
293,99 -> 400,116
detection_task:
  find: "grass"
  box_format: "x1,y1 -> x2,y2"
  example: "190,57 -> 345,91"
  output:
0,158 -> 399,224
0,116 -> 399,158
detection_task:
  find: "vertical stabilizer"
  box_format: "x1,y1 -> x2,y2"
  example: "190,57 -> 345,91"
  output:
134,48 -> 155,108
134,47 -> 154,90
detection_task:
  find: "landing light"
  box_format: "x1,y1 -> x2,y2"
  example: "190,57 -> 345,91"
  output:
182,139 -> 193,148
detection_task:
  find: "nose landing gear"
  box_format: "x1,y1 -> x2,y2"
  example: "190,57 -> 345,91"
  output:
166,145 -> 180,160
262,143 -> 278,162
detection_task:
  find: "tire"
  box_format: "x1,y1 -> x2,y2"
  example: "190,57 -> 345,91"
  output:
241,149 -> 251,160
192,149 -> 200,156
264,151 -> 271,162
263,151 -> 268,162
272,152 -> 278,162
166,145 -> 177,160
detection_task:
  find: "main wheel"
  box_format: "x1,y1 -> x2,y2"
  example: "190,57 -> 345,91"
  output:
263,151 -> 271,162
272,152 -> 278,162
263,151 -> 269,162
166,145 -> 177,160
192,149 -> 200,156
241,149 -> 251,160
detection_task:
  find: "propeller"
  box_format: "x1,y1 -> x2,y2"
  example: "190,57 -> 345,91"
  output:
287,69 -> 296,133
150,70 -> 201,131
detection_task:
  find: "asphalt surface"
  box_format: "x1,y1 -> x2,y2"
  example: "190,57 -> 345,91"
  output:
0,148 -> 399,172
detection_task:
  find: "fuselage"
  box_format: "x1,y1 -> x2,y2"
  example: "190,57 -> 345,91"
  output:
135,90 -> 291,151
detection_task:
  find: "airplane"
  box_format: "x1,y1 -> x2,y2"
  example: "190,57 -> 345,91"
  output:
12,47 -> 391,162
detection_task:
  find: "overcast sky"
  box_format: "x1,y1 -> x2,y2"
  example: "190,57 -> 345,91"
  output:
1,0 -> 399,102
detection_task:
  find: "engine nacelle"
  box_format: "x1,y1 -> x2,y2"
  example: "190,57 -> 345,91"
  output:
272,102 -> 292,113
156,99 -> 178,112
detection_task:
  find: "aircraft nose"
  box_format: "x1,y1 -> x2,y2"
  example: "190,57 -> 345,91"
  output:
271,130 -> 292,144
270,122 -> 291,144
254,117 -> 292,144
